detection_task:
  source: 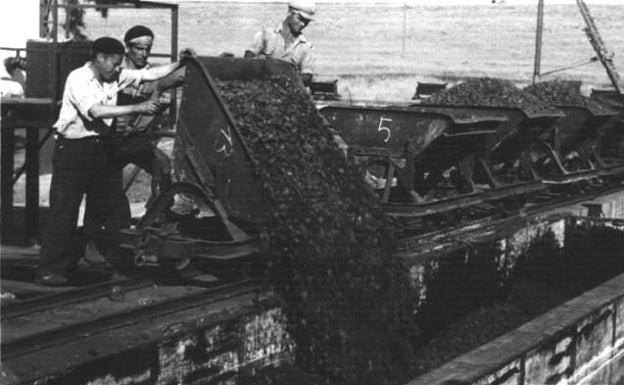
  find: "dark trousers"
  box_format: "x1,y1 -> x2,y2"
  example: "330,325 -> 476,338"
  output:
112,135 -> 171,205
77,135 -> 171,270
38,136 -> 130,277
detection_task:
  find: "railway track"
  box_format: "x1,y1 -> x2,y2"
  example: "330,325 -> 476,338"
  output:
1,276 -> 153,321
1,278 -> 260,360
395,180 -> 624,247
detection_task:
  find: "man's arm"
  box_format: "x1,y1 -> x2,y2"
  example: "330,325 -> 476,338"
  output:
142,48 -> 197,82
89,100 -> 160,119
245,30 -> 265,58
65,71 -> 162,121
299,44 -> 315,87
142,61 -> 184,82
154,68 -> 185,93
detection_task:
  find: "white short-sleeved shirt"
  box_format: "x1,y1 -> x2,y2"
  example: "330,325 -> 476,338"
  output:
248,25 -> 316,75
54,62 -> 146,139
0,79 -> 24,97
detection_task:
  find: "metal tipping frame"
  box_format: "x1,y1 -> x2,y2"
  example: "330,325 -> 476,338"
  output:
119,56 -> 303,267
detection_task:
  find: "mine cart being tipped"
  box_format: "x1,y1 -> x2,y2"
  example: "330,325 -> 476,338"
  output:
120,57 -> 303,270
318,102 -> 548,218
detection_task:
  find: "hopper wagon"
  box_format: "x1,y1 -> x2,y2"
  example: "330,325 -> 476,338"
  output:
119,57 -> 305,269
318,103 -> 549,218
591,90 -> 624,172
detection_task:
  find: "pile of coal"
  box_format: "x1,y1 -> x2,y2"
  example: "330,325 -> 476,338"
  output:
427,77 -> 560,116
524,80 -> 616,115
217,75 -> 415,384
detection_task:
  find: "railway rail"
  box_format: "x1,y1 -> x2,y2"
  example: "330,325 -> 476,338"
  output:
1,276 -> 153,321
1,278 -> 260,360
397,181 -> 624,250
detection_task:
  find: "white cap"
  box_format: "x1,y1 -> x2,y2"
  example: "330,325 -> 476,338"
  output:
288,0 -> 316,21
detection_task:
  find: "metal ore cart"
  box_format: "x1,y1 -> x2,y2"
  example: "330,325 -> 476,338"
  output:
120,57 -> 303,269
591,90 -> 624,173
319,102 -> 547,218
544,104 -> 621,178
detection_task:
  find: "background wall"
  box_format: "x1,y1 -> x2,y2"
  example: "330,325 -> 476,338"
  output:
78,1 -> 624,100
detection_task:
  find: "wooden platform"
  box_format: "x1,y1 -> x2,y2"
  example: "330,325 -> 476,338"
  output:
0,243 -> 114,300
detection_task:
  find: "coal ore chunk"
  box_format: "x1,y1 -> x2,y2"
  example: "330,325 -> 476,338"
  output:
427,77 -> 561,116
216,76 -> 415,383
524,80 -> 616,115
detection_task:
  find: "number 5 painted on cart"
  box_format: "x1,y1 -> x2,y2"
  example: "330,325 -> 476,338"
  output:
377,117 -> 392,143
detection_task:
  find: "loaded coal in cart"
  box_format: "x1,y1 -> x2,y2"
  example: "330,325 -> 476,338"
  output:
318,77 -> 624,232
120,56 -> 624,266
119,56 -> 393,271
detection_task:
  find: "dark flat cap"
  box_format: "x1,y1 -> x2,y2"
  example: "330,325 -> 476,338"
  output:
124,25 -> 154,43
92,37 -> 125,55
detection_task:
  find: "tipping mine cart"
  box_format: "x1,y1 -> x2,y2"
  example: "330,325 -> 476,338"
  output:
120,57 -> 303,269
419,103 -> 605,185
318,102 -> 547,218
591,90 -> 624,167
543,104 -> 622,178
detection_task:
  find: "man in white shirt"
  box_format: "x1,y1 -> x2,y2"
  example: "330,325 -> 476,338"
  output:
244,0 -> 317,86
37,37 -> 192,286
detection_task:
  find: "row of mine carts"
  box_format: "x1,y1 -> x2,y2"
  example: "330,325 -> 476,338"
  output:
320,87 -> 624,220
120,57 -> 624,269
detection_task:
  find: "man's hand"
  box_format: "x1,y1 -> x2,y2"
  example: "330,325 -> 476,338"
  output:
134,100 -> 162,115
179,48 -> 197,64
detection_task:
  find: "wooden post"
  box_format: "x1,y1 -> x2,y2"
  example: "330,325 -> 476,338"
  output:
1,113 -> 16,237
25,125 -> 40,243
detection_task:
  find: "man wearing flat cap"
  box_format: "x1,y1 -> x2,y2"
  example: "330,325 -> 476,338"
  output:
37,37 -> 194,286
244,0 -> 317,86
112,25 -> 193,215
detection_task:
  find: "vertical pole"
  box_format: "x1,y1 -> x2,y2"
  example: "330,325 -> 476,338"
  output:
25,125 -> 40,243
170,4 -> 179,124
533,0 -> 544,84
51,0 -> 59,104
1,113 -> 16,238
40,0 -> 45,37
52,0 -> 58,43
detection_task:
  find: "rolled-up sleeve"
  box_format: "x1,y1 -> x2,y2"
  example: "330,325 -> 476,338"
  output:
248,30 -> 265,55
299,44 -> 316,75
119,68 -> 146,90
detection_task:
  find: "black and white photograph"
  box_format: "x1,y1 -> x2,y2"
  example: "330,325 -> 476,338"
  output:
1,0 -> 624,384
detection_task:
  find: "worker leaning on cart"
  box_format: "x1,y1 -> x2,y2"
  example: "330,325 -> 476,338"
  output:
113,25 -> 195,211
37,37 -> 193,287
244,0 -> 317,86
